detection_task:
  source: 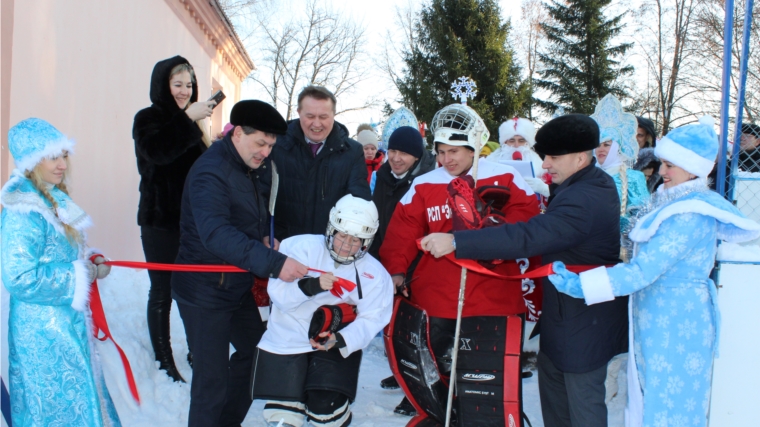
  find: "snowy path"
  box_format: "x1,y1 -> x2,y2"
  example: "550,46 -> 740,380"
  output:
97,268 -> 625,426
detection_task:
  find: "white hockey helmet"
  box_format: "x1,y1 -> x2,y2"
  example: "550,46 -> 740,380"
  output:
325,194 -> 380,264
430,103 -> 490,154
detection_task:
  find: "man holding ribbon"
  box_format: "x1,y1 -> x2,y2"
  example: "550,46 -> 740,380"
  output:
422,114 -> 628,427
172,100 -> 309,427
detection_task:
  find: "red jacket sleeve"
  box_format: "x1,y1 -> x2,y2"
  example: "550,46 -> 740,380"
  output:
500,173 -> 541,225
379,186 -> 429,276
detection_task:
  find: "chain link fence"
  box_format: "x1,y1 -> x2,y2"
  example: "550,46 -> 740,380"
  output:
728,139 -> 760,245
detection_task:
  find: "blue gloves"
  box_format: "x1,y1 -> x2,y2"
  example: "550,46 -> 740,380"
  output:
548,261 -> 584,299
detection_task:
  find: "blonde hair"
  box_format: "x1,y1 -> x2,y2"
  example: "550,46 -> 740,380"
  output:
24,158 -> 82,244
169,63 -> 212,147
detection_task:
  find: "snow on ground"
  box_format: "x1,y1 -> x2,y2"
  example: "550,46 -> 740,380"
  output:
717,242 -> 760,262
96,268 -> 625,426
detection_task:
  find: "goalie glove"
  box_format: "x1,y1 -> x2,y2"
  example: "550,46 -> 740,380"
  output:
308,304 -> 357,345
447,176 -> 510,231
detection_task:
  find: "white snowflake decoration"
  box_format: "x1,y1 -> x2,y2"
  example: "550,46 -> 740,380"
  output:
450,76 -> 477,104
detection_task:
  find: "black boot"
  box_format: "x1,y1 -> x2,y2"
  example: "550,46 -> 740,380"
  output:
393,397 -> 417,416
147,301 -> 185,383
380,375 -> 400,389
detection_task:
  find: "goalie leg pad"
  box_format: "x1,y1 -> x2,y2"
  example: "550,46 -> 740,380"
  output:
251,348 -> 308,402
386,298 -> 450,424
455,315 -> 524,427
305,347 -> 363,402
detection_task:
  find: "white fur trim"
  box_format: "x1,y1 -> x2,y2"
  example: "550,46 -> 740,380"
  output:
624,300 -> 643,427
629,199 -> 760,243
1,172 -> 92,235
85,247 -> 105,260
655,136 -> 715,178
14,137 -> 75,172
579,266 -> 616,305
72,259 -> 93,312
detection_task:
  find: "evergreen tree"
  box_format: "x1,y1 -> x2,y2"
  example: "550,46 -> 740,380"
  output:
535,0 -> 633,115
396,0 -> 529,136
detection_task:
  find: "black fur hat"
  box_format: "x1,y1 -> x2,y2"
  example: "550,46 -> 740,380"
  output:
534,114 -> 600,156
230,100 -> 288,135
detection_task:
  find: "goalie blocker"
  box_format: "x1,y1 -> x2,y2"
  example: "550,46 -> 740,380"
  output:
385,298 -> 525,427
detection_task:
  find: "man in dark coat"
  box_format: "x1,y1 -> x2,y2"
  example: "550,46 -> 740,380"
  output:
172,100 -> 309,427
370,126 -> 435,261
422,114 -> 628,427
270,85 -> 371,240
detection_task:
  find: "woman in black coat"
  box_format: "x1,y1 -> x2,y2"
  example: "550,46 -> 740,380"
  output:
132,55 -> 215,382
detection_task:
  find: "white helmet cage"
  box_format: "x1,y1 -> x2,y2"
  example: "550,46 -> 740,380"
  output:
431,104 -> 490,153
325,195 -> 380,265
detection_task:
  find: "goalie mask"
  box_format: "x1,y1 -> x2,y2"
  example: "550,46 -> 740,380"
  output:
430,104 -> 490,154
325,195 -> 379,265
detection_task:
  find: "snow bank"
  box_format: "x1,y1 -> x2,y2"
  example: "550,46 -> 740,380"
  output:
717,242 -> 760,262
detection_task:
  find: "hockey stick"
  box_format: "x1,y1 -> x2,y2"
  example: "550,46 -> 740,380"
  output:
444,119 -> 485,427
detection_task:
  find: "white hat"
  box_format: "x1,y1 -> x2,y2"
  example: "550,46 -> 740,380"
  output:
356,130 -> 379,148
655,116 -> 719,178
498,117 -> 536,147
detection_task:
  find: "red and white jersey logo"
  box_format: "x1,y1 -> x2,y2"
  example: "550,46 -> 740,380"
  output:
361,272 -> 374,279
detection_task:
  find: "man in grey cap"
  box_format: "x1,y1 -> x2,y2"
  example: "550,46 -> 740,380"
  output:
173,100 -> 309,427
422,114 -> 628,427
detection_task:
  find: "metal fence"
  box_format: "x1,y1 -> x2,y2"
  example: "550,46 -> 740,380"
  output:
717,0 -> 760,245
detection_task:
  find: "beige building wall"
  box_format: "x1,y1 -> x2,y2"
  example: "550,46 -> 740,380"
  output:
0,0 -> 253,261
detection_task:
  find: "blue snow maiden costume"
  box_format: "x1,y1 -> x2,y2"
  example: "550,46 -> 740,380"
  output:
549,116 -> 760,427
1,118 -> 122,427
591,94 -> 650,256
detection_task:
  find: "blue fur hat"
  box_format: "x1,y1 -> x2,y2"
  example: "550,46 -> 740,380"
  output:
8,118 -> 75,172
655,116 -> 718,178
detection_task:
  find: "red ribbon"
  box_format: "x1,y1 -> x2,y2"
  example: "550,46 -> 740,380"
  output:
306,268 -> 357,297
88,278 -> 141,404
103,261 -> 358,295
104,260 -> 247,273
415,238 -> 602,279
92,260 -> 357,403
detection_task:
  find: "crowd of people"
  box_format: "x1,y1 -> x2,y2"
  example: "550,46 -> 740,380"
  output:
2,54 -> 760,427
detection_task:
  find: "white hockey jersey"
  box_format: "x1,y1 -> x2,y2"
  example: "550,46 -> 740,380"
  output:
257,234 -> 394,357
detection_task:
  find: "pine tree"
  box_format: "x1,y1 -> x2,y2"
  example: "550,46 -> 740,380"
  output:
535,0 -> 633,115
396,0 -> 529,136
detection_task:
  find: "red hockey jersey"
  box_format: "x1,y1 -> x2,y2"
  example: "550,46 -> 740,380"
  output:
380,159 -> 541,319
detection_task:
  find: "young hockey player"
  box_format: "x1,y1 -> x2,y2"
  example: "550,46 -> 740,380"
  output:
252,195 -> 394,427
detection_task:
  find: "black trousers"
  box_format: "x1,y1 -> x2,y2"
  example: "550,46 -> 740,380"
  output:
140,226 -> 180,314
537,351 -> 609,427
177,292 -> 266,427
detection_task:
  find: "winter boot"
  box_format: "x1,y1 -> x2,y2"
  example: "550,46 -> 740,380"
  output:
380,375 -> 399,389
147,303 -> 185,383
393,397 -> 417,417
